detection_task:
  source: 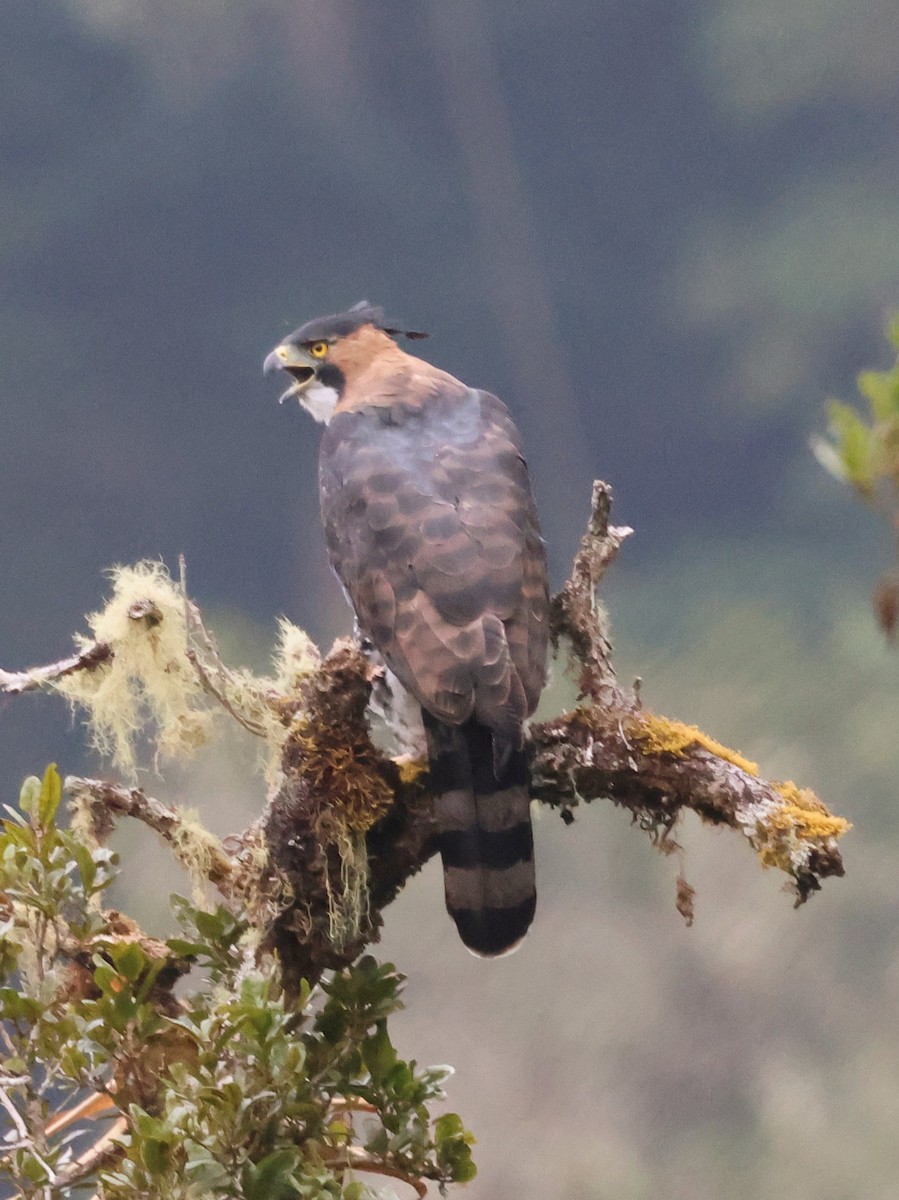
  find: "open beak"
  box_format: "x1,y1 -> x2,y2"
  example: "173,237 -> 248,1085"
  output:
263,342 -> 317,403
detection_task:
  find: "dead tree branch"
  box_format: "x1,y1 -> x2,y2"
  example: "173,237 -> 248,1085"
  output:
549,478 -> 633,707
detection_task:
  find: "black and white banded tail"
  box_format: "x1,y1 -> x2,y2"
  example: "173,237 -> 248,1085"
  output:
423,713 -> 536,956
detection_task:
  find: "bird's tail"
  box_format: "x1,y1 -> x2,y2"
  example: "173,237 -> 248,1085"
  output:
423,712 -> 536,956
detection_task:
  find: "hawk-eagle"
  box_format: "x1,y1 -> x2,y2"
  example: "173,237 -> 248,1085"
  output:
265,302 -> 549,955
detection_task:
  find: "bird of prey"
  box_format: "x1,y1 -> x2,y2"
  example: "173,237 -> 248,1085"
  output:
264,302 -> 549,955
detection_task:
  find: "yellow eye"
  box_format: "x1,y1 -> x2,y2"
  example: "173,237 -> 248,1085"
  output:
309,341 -> 329,359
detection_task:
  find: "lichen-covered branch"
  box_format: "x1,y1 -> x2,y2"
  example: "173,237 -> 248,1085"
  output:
529,709 -> 847,908
537,481 -> 848,908
3,482 -> 850,988
65,776 -> 238,895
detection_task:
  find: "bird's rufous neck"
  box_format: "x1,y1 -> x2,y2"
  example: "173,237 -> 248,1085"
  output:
332,325 -> 466,412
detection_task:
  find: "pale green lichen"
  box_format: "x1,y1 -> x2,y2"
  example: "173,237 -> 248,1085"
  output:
51,565 -> 327,789
55,562 -> 214,777
320,823 -> 370,951
204,618 -> 322,787
167,807 -> 233,907
272,618 -> 321,693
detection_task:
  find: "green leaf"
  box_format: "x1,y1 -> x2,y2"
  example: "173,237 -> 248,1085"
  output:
164,935 -> 206,958
244,1148 -> 302,1200
184,1140 -> 232,1190
186,1158 -> 233,1189
434,1113 -> 465,1142
112,940 -> 149,982
435,1112 -> 477,1183
17,776 -> 41,817
450,1150 -> 477,1183
362,1021 -> 397,1084
142,1136 -> 171,1176
70,840 -> 96,892
0,988 -> 42,1022
37,764 -> 62,826
857,369 -> 899,422
92,960 -> 121,995
827,400 -> 879,494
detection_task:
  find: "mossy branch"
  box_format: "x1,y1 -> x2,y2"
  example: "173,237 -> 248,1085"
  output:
0,483 -> 849,986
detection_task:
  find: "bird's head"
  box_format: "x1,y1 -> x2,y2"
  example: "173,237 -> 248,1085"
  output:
264,301 -> 428,423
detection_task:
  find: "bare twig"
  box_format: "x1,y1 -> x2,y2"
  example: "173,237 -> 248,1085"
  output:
54,1116 -> 127,1188
328,1096 -> 378,1114
178,553 -> 270,737
549,479 -> 633,706
45,1092 -> 118,1137
0,1086 -> 28,1144
0,1085 -> 58,1183
0,642 -> 112,695
326,1146 -> 429,1198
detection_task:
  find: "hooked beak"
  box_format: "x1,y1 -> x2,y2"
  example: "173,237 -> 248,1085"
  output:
263,342 -> 317,403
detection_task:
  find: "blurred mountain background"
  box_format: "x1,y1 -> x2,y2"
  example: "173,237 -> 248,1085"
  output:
2,1 -> 899,1196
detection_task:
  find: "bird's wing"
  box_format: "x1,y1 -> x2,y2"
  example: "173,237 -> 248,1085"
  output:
319,388 -> 549,737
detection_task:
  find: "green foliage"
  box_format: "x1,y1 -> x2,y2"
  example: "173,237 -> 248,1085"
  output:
0,768 -> 474,1198
813,320 -> 899,637
814,319 -> 899,500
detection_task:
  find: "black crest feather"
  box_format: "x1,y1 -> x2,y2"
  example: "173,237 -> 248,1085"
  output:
286,300 -> 428,346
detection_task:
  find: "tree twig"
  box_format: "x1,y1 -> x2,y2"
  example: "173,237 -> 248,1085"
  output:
0,643 -> 113,695
178,554 -> 271,737
53,1116 -> 127,1189
325,1146 -> 429,1198
0,1085 -> 57,1184
64,776 -> 237,893
0,1086 -> 28,1144
549,479 -> 633,706
45,1092 -> 119,1137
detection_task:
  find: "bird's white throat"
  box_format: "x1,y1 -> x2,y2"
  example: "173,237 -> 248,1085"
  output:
299,381 -> 339,424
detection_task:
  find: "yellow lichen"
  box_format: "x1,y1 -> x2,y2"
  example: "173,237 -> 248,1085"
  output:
769,781 -> 852,842
752,781 -> 850,872
55,561 -> 214,776
632,714 -> 759,776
